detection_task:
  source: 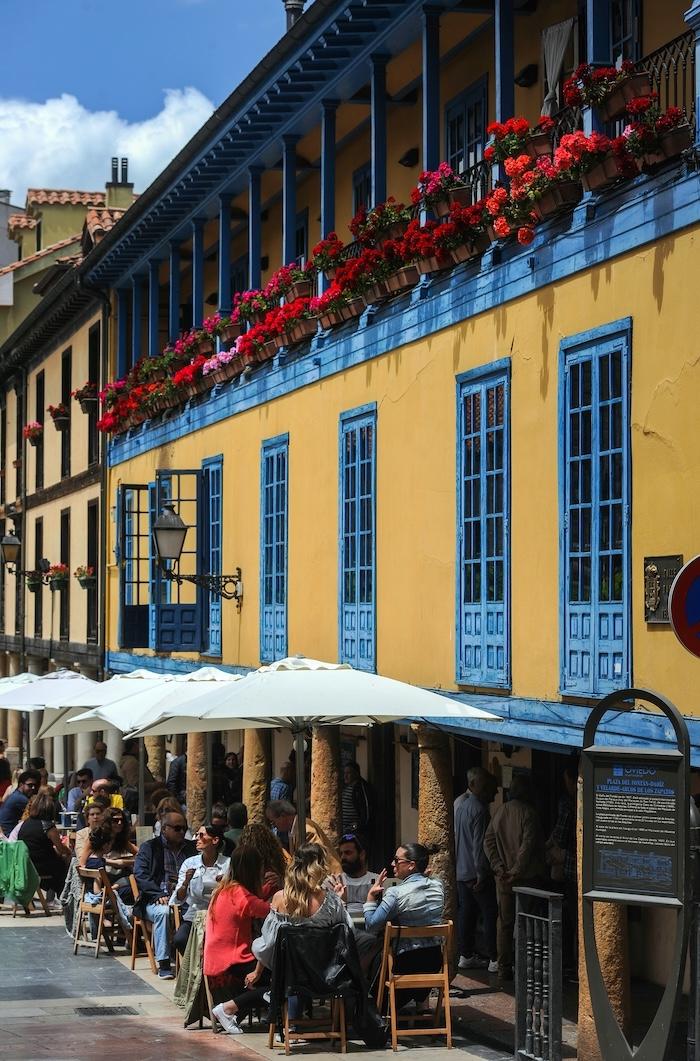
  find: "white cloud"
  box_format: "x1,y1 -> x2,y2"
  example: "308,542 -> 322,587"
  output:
0,88 -> 215,203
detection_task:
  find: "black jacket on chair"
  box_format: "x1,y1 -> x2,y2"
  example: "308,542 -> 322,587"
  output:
133,835 -> 196,915
269,921 -> 386,1047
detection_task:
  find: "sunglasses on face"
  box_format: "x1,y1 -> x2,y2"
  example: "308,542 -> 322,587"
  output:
165,823 -> 186,832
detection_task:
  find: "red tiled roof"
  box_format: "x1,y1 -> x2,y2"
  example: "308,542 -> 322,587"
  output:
26,189 -> 106,207
84,207 -> 127,244
8,213 -> 36,231
0,235 -> 81,277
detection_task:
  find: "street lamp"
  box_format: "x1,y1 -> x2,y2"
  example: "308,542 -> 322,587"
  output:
0,527 -> 50,581
152,502 -> 243,605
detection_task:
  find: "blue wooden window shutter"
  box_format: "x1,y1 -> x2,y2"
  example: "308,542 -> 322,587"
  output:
260,435 -> 288,663
560,320 -> 631,695
155,469 -> 204,653
339,406 -> 376,671
117,483 -> 150,649
456,363 -> 510,687
203,455 -> 224,657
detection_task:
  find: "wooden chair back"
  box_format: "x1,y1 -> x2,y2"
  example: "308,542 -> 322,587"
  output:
128,872 -> 157,974
377,920 -> 453,1051
73,867 -> 120,959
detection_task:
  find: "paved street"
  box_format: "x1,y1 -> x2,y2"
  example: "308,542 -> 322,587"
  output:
0,911 -> 523,1061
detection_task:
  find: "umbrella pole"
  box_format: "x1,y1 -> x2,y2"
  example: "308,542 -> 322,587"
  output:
206,731 -> 213,822
62,734 -> 69,808
294,727 -> 306,844
138,738 -> 145,826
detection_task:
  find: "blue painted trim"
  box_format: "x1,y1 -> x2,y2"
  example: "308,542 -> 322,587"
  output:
283,137 -> 298,267
494,0 -> 515,123
557,316 -> 632,696
116,289 -> 129,379
455,356 -> 511,386
168,243 -> 181,342
218,195 -> 232,316
321,101 -> 338,244
148,260 -> 160,358
108,168 -> 700,467
370,55 -> 388,208
686,4 -> 700,145
422,7 -> 441,171
259,433 -> 289,663
248,167 -> 262,291
192,218 -> 205,329
202,453 -> 224,658
105,649 -> 250,677
585,0 -> 612,133
131,276 -> 143,367
339,401 -> 377,424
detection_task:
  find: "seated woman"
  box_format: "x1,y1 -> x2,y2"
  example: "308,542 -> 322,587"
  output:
79,819 -> 114,871
204,845 -> 271,1030
74,797 -> 111,860
170,822 -> 229,953
101,806 -> 138,893
17,790 -> 72,899
364,842 -> 445,1007
237,822 -> 288,900
212,843 -> 351,1036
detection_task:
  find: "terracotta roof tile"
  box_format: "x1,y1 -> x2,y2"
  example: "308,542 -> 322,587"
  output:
26,189 -> 106,207
0,235 -> 81,277
84,207 -> 127,244
8,213 -> 36,231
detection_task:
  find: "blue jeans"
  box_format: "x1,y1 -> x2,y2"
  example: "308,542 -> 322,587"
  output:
145,902 -> 171,963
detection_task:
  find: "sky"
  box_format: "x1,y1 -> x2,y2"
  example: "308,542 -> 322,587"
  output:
0,0 -> 308,204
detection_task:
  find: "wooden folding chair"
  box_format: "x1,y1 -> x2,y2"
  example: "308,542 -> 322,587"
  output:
269,997 -> 347,1055
377,921 -> 453,1051
172,902 -> 183,975
129,872 -> 157,974
12,876 -> 51,918
73,868 -> 120,958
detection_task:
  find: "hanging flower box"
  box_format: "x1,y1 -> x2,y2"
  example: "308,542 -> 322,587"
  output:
416,255 -> 447,275
525,129 -> 555,159
386,265 -> 420,293
48,564 -> 70,591
319,309 -> 343,329
434,198 -> 451,219
211,358 -> 243,385
532,179 -> 583,221
254,340 -> 277,362
450,234 -> 490,264
660,121 -> 693,159
26,573 -> 43,593
72,382 -> 99,414
365,280 -> 391,303
599,72 -> 652,121
581,151 -> 631,192
220,320 -> 243,344
74,566 -> 96,589
48,403 -> 70,431
376,220 -> 409,247
273,334 -> 288,351
23,422 -> 43,447
448,185 -> 472,210
287,279 -> 314,302
288,318 -> 318,345
340,296 -> 366,322
196,336 -> 215,357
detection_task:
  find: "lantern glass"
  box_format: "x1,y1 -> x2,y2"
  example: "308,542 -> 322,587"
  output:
152,504 -> 188,563
0,532 -> 21,568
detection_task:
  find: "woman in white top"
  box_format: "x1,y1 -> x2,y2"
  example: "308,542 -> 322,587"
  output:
170,823 -> 229,953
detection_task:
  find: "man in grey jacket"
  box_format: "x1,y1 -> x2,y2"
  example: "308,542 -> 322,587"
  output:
484,774 -> 547,981
454,767 -> 498,973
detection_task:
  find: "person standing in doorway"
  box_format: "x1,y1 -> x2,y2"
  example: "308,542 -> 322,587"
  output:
269,761 -> 294,803
484,773 -> 546,983
82,740 -> 119,783
166,741 -> 187,807
455,767 -> 499,973
341,762 -> 372,837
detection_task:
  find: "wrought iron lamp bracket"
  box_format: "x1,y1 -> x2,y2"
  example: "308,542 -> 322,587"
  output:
161,563 -> 243,606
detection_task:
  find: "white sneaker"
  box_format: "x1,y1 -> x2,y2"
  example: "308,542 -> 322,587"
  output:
212,1003 -> 243,1035
487,960 -> 499,974
458,954 -> 488,970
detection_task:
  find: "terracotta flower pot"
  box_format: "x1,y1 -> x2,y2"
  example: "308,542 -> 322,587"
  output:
434,198 -> 451,218
642,148 -> 666,168
525,130 -> 554,159
581,152 -> 625,192
376,220 -> 409,246
386,265 -> 420,293
274,334 -> 288,351
258,340 -> 277,362
319,310 -> 344,330
340,297 -> 366,321
323,266 -> 337,282
287,279 -> 314,301
450,233 -> 490,264
533,179 -> 582,220
599,72 -> 652,122
220,321 -> 242,343
660,122 -> 693,159
289,318 -> 318,344
621,71 -> 652,105
196,338 -> 215,357
448,185 -> 472,209
365,280 -> 391,303
417,255 -> 446,275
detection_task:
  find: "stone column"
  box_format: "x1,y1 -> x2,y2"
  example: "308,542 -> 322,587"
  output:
28,710 -> 43,759
75,731 -> 96,771
576,774 -> 631,1059
186,730 -> 207,832
104,726 -> 123,766
6,652 -> 23,767
310,726 -> 341,848
145,735 -> 166,782
416,723 -> 456,926
243,728 -> 271,823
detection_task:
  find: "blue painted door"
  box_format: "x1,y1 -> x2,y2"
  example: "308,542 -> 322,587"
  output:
203,457 -> 223,657
561,330 -> 630,694
457,371 -> 509,686
155,469 -> 204,652
260,437 -> 288,662
339,409 -> 376,671
117,484 -> 150,649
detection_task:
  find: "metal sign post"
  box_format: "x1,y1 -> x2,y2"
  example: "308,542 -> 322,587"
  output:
582,688 -> 690,1061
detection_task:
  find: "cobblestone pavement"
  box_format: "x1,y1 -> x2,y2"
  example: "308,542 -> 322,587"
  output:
0,910 -> 527,1061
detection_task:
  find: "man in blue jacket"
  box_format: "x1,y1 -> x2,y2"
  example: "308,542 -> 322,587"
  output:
133,810 -> 196,978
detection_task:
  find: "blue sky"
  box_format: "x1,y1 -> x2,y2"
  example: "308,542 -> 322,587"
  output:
0,0 -> 304,200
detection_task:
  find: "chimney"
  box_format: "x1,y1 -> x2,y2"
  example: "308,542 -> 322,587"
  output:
0,190 -> 10,205
283,0 -> 305,30
106,156 -> 134,210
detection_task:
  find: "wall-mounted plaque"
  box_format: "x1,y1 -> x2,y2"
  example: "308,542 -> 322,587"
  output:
644,555 -> 683,623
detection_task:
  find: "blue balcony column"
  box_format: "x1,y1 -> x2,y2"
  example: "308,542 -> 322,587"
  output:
191,216 -> 205,329
422,6 -> 441,172
584,0 -> 612,133
147,259 -> 161,358
321,100 -> 337,238
116,288 -> 129,378
494,0 -> 515,123
218,193 -> 232,317
131,274 -> 145,366
370,54 -> 388,207
685,1 -> 700,145
168,241 -> 181,341
248,165 -> 263,290
282,135 -> 299,265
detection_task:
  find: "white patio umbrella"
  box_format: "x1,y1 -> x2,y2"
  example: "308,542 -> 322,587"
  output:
0,669 -> 99,711
0,672 -> 40,689
126,656 -> 501,835
36,668 -> 174,741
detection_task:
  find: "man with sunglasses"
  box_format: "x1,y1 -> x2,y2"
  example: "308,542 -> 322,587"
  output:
134,810 -> 196,978
0,769 -> 41,836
